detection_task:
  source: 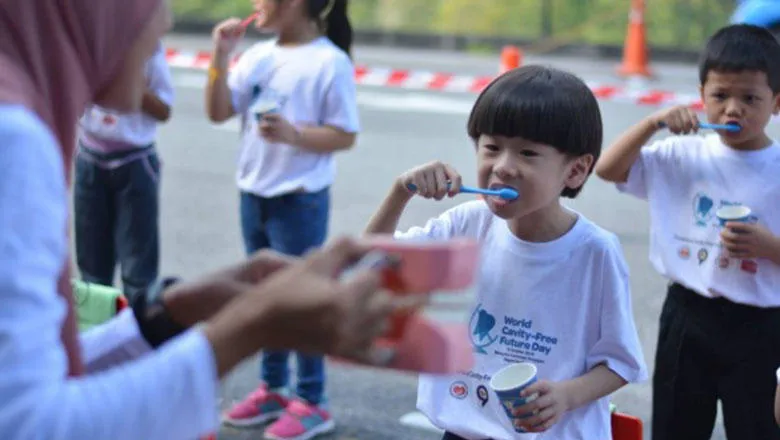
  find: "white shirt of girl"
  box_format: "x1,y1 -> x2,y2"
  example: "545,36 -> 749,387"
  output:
79,44 -> 174,148
228,37 -> 360,198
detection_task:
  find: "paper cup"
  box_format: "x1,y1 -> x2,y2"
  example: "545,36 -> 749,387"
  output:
716,205 -> 753,227
489,362 -> 539,433
252,100 -> 279,121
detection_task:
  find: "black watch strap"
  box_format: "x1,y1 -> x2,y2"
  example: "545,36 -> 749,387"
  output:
131,277 -> 187,349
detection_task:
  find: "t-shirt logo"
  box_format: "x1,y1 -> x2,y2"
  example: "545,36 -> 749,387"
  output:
693,192 -> 714,227
102,115 -> 117,126
449,381 -> 469,399
470,304 -> 498,354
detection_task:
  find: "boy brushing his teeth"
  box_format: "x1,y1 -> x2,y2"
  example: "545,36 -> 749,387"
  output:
365,65 -> 647,439
596,24 -> 780,440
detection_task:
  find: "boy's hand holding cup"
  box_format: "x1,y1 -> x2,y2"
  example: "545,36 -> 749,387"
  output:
490,362 -> 572,433
718,205 -> 780,261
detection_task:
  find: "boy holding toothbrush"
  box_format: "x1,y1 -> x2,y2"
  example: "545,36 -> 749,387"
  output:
596,24 -> 780,439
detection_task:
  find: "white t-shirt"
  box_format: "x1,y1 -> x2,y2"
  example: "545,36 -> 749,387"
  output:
617,133 -> 780,307
228,37 -> 360,197
0,104 -> 218,440
79,44 -> 174,150
395,201 -> 647,440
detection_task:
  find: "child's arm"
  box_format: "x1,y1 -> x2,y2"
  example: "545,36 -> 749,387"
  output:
206,20 -> 246,123
513,365 -> 626,432
259,116 -> 356,153
720,223 -> 780,266
364,161 -> 463,235
142,45 -> 174,123
775,381 -> 780,426
595,105 -> 699,183
142,91 -> 171,122
561,364 -> 627,410
364,183 -> 414,235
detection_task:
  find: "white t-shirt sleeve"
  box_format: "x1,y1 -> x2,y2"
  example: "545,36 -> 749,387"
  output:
79,308 -> 153,373
616,137 -> 680,200
585,236 -> 648,383
319,54 -> 360,133
393,204 -> 467,241
0,106 -> 219,440
147,46 -> 175,106
228,50 -> 256,115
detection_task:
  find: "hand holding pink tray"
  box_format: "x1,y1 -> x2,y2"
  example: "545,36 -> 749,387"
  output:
331,237 -> 480,374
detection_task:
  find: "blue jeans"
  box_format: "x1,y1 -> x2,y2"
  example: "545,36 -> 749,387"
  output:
239,188 -> 330,405
74,145 -> 160,304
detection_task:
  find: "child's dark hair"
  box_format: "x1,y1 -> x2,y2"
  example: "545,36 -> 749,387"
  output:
307,0 -> 353,58
467,65 -> 602,198
699,24 -> 780,93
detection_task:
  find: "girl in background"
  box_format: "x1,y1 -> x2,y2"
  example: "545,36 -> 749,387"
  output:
206,1 -> 359,439
75,42 -> 174,303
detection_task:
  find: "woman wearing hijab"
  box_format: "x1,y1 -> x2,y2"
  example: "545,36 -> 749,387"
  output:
0,1 -> 404,439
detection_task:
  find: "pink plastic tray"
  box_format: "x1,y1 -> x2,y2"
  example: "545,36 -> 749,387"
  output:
363,236 -> 480,294
332,315 -> 474,374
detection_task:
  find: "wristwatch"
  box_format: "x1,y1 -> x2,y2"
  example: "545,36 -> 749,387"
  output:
131,277 -> 188,349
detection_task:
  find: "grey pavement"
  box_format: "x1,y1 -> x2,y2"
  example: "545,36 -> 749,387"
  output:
150,36 -> 780,439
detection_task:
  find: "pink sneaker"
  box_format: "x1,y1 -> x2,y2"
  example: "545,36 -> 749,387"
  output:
222,385 -> 289,427
264,399 -> 336,440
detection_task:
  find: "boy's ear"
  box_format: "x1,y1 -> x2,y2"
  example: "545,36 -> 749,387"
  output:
773,93 -> 780,116
565,154 -> 594,190
699,85 -> 705,103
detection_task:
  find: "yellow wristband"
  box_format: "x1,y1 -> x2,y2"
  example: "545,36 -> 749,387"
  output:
208,65 -> 226,83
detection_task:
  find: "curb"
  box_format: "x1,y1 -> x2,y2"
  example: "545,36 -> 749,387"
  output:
172,21 -> 702,64
166,48 -> 704,109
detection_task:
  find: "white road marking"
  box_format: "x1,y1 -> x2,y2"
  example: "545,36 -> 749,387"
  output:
173,72 -> 474,128
399,411 -> 444,434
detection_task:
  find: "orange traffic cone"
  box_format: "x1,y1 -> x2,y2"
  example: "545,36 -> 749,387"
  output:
499,45 -> 522,75
618,0 -> 651,78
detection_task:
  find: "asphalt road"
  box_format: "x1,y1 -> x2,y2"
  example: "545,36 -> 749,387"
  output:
144,35 -> 780,439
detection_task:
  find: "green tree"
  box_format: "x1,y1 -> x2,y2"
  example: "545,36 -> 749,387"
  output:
170,0 -> 736,50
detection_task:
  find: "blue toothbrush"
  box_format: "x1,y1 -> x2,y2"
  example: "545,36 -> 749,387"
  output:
406,183 -> 519,200
657,122 -> 740,132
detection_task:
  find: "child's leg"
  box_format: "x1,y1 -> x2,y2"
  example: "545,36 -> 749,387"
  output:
222,193 -> 288,427
652,283 -> 719,440
74,149 -> 117,287
239,192 -> 290,390
264,188 -> 330,405
114,151 -> 160,303
295,353 -> 325,405
775,382 -> 780,427
718,304 -> 780,439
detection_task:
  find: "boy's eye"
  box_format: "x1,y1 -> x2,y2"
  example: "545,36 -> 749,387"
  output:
520,150 -> 539,157
710,92 -> 726,100
744,95 -> 758,104
483,143 -> 500,152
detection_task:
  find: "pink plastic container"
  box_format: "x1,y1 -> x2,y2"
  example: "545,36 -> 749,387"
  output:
332,316 -> 474,374
363,236 -> 480,294
330,236 -> 479,374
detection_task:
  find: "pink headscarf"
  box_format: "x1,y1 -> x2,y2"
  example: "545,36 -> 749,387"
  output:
0,0 -> 163,377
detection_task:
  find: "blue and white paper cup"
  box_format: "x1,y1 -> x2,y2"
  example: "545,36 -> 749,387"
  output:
716,205 -> 755,227
252,100 -> 279,122
489,362 -> 539,433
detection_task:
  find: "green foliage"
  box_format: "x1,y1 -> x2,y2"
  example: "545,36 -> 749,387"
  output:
171,0 -> 737,49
